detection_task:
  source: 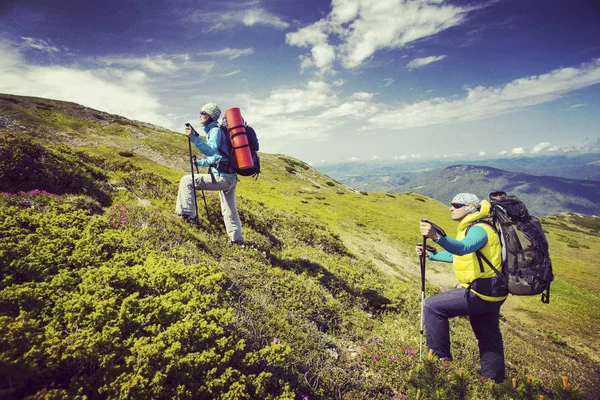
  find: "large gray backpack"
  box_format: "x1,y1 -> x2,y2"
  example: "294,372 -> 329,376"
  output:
485,191 -> 554,303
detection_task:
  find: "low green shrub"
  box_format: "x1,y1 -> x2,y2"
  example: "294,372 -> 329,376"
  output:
0,133 -> 111,205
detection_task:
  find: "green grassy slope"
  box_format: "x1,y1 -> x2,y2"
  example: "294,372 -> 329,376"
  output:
1,93 -> 599,398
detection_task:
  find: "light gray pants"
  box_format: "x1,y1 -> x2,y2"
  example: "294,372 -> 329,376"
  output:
176,174 -> 243,242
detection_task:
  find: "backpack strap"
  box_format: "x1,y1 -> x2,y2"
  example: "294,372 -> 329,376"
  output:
466,220 -> 502,277
209,126 -> 237,177
475,250 -> 502,277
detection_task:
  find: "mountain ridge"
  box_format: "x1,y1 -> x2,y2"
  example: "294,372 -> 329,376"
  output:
392,164 -> 600,216
318,153 -> 600,197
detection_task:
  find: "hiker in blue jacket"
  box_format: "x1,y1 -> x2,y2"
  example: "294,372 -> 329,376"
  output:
175,102 -> 244,245
416,193 -> 508,382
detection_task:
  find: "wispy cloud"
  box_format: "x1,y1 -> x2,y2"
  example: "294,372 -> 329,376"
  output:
206,59 -> 600,145
186,3 -> 289,32
96,48 -> 253,76
20,37 -> 60,53
96,54 -> 215,74
196,47 -> 255,60
0,40 -> 173,128
382,77 -> 394,87
287,0 -> 475,74
242,7 -> 289,29
219,70 -> 241,77
368,58 -> 600,130
406,55 -> 447,70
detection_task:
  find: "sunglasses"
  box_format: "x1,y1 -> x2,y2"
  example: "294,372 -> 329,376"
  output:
199,111 -> 208,116
451,203 -> 472,209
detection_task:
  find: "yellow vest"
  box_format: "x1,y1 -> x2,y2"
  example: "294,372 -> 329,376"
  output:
453,200 -> 506,302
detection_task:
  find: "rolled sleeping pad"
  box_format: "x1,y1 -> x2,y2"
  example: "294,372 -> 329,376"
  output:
224,107 -> 253,170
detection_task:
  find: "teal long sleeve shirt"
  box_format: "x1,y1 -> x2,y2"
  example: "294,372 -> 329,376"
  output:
430,225 -> 488,263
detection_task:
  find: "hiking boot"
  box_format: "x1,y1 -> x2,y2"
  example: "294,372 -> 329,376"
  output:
229,239 -> 245,247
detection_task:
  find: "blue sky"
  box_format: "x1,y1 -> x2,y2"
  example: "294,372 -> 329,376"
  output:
1,0 -> 599,165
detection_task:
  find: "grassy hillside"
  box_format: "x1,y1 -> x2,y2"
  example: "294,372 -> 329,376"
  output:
392,165 -> 600,217
1,94 -> 599,399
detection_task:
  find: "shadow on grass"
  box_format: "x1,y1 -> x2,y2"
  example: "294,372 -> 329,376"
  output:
270,255 -> 392,324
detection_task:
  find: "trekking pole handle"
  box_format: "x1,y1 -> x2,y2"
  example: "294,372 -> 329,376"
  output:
416,243 -> 438,254
421,219 -> 447,238
185,123 -> 199,137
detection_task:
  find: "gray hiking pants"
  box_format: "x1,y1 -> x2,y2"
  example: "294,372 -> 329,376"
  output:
176,174 -> 243,242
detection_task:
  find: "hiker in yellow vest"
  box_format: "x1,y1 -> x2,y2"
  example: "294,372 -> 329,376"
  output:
416,193 -> 508,382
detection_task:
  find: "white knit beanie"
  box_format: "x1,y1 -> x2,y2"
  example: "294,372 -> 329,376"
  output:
452,193 -> 481,214
200,102 -> 221,121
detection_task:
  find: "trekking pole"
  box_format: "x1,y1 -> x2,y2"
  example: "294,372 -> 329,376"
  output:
185,123 -> 203,228
193,154 -> 210,221
419,219 -> 446,361
419,233 -> 427,361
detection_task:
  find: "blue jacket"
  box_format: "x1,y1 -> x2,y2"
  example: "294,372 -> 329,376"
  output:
190,120 -> 236,178
430,225 -> 488,262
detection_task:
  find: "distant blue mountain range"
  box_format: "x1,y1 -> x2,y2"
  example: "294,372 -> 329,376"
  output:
318,155 -> 600,216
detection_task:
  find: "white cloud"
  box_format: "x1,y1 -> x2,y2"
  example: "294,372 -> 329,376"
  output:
511,147 -> 526,155
196,47 -> 255,60
240,80 -> 336,117
20,37 -> 60,53
97,54 -> 214,74
219,70 -> 241,77
382,77 -> 394,87
188,5 -> 288,32
0,40 -> 173,128
286,20 -> 336,73
368,59 -> 600,130
406,55 -> 447,70
317,100 -> 379,120
479,151 -> 486,156
351,92 -> 374,100
242,8 -> 289,28
287,0 -> 474,74
350,157 -> 360,161
531,142 -> 552,153
230,80 -> 379,141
